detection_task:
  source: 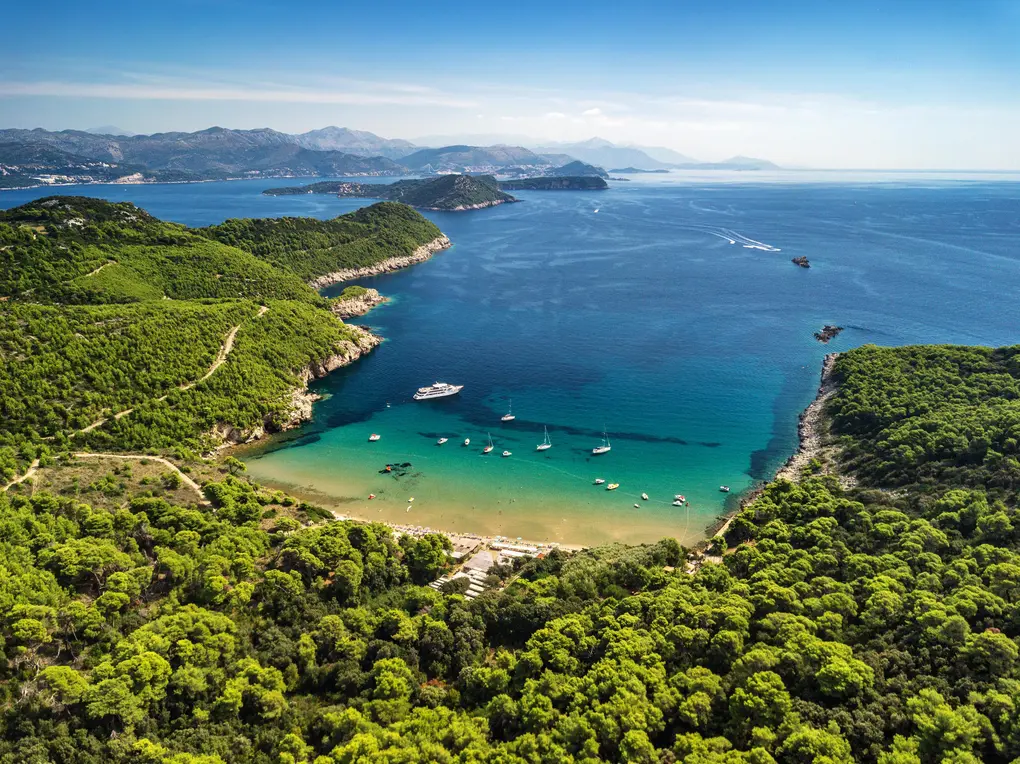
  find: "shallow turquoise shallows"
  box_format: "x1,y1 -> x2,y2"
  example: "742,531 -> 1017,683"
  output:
4,173 -> 1020,545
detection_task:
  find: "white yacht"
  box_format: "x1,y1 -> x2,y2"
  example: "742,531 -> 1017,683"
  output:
501,399 -> 516,422
413,382 -> 463,401
536,426 -> 552,451
436,437 -> 448,445
592,427 -> 611,455
502,450 -> 512,457
463,438 -> 470,446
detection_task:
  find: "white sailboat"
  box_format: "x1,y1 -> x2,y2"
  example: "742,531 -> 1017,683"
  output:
592,426 -> 611,455
483,433 -> 494,454
536,426 -> 552,451
501,399 -> 516,422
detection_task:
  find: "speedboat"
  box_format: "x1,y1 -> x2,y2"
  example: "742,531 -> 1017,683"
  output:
463,438 -> 470,446
483,433 -> 494,454
368,433 -> 381,441
437,437 -> 448,445
672,500 -> 684,506
674,494 -> 686,502
501,399 -> 516,422
719,485 -> 730,493
607,483 -> 619,491
536,426 -> 552,451
368,494 -> 376,500
592,426 -> 611,455
502,450 -> 512,457
633,503 -> 640,508
641,493 -> 649,501
594,478 -> 606,485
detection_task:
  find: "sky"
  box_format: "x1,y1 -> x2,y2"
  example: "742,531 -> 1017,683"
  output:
2,0 -> 1019,169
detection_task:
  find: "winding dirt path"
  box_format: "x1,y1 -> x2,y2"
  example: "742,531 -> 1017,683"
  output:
73,306 -> 269,437
73,453 -> 208,503
84,261 -> 115,278
1,459 -> 40,492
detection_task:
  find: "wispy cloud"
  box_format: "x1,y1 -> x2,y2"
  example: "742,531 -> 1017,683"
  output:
0,79 -> 477,108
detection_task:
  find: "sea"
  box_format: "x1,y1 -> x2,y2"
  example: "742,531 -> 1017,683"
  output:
4,170 -> 1020,546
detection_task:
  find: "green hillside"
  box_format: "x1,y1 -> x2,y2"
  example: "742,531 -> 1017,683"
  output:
199,201 -> 444,280
0,196 -> 442,473
3,342 -> 1020,762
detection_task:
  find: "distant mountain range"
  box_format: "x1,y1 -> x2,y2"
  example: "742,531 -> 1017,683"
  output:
0,126 -> 780,189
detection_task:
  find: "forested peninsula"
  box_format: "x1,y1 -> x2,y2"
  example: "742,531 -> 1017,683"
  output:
0,196 -> 447,470
3,335 -> 1020,762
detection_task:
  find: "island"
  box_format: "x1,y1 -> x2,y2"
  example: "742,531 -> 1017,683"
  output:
814,324 -> 844,342
792,256 -> 811,268
264,174 -> 518,211
497,176 -> 609,191
608,167 -> 670,173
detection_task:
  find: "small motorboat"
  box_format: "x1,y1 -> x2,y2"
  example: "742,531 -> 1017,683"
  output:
368,433 -> 381,441
594,478 -> 606,485
672,500 -> 684,507
463,438 -> 470,446
408,497 -> 415,502
502,450 -> 512,457
675,494 -> 686,502
437,437 -> 448,445
368,494 -> 376,500
641,493 -> 649,501
536,426 -> 552,451
607,483 -> 619,491
633,503 -> 640,508
501,399 -> 516,422
719,485 -> 730,493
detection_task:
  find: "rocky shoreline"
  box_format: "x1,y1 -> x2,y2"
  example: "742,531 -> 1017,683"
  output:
419,200 -> 513,212
308,235 -> 451,290
209,326 -> 382,450
330,287 -> 388,318
774,352 -> 840,481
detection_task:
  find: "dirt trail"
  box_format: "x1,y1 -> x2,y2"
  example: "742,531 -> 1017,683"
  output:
1,459 -> 41,492
74,316 -> 255,435
73,453 -> 208,502
84,261 -> 115,278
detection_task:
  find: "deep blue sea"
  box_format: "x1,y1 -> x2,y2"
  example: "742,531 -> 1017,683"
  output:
4,172 -> 1019,545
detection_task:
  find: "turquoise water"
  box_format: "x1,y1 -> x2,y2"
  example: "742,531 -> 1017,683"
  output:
4,174 -> 1020,545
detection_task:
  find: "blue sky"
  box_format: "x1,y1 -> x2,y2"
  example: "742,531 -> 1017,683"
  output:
2,0 -> 1019,168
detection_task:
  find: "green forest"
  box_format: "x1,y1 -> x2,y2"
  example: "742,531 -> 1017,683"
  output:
2,342 -> 1020,763
0,196 -> 442,480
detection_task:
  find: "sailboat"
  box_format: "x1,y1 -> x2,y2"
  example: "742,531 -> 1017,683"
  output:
482,433 -> 494,454
536,426 -> 552,451
501,399 -> 516,422
592,426 -> 611,455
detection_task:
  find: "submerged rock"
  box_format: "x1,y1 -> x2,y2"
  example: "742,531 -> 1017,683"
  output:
814,325 -> 844,343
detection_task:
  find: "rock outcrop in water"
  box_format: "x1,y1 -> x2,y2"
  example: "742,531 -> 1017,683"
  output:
792,256 -> 811,268
329,286 -> 387,318
814,325 -> 844,343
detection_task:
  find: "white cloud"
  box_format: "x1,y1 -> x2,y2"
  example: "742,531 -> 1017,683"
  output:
581,107 -> 602,117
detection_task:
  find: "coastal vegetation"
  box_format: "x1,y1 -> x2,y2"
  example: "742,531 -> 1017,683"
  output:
0,196 -> 444,477
3,342 -> 1020,762
264,174 -> 517,211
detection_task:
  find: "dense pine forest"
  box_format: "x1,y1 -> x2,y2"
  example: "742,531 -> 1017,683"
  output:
2,341 -> 1019,763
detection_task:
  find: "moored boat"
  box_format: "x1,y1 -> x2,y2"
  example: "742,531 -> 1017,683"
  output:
536,426 -> 552,451
437,437 -> 448,445
594,478 -> 606,485
607,483 -> 619,491
413,381 -> 464,401
368,433 -> 381,441
483,433 -> 494,454
463,438 -> 470,446
592,426 -> 611,455
672,499 -> 684,506
675,494 -> 686,502
501,399 -> 516,422
719,485 -> 730,493
641,493 -> 649,501
502,450 -> 512,457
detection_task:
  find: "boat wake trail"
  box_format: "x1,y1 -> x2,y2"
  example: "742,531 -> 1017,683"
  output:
678,223 -> 782,252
